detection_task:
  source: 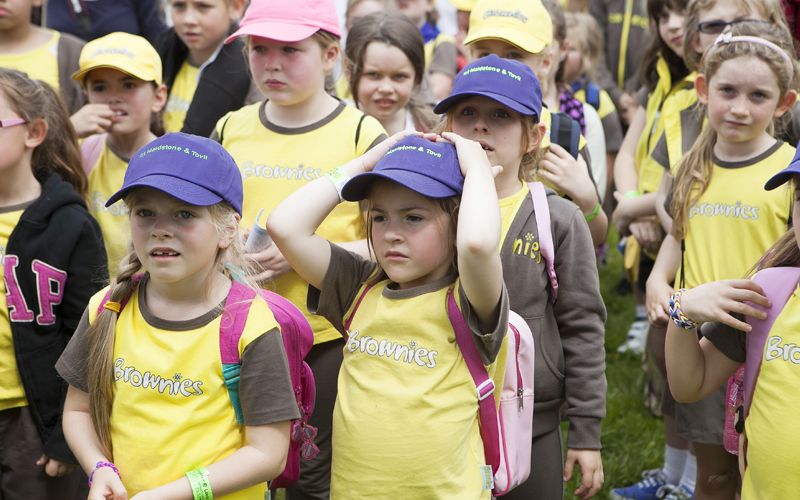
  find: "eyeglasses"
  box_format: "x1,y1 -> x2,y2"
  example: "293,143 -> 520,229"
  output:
697,18 -> 771,35
0,118 -> 26,128
291,421 -> 320,461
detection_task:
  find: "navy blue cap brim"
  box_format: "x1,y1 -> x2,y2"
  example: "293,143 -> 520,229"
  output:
342,169 -> 461,201
433,90 -> 539,119
764,165 -> 800,190
105,174 -> 233,212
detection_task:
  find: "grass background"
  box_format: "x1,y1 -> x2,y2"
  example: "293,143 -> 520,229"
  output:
276,233 -> 666,500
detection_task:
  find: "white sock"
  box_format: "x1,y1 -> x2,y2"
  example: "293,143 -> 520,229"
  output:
678,452 -> 697,492
663,445 -> 688,485
635,304 -> 647,320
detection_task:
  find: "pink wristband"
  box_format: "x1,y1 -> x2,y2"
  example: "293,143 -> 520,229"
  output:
88,461 -> 120,487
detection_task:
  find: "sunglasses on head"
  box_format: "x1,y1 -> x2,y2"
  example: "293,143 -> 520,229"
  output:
697,18 -> 771,35
0,118 -> 26,128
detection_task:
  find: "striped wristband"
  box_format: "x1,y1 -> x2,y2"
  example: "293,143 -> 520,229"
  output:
88,461 -> 120,487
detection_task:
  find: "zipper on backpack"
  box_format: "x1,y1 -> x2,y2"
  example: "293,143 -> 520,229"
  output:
513,327 -> 523,410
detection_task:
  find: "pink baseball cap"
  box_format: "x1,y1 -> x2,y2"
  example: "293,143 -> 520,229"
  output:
225,0 -> 341,44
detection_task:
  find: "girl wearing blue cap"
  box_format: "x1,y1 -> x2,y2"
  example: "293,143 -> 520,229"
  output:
436,55 -> 607,499
268,132 -> 509,499
56,133 -> 301,499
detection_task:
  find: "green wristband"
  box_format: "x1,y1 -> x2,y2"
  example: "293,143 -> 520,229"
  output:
583,202 -> 602,222
623,190 -> 640,199
326,167 -> 351,202
186,468 -> 213,500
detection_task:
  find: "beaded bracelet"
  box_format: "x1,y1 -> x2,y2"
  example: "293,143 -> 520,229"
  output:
88,461 -> 120,487
186,467 -> 213,500
583,202 -> 602,222
669,288 -> 698,330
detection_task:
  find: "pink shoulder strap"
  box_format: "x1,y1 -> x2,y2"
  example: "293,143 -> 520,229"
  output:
219,281 -> 255,364
528,182 -> 558,302
743,267 -> 800,415
446,289 -> 501,473
81,133 -> 107,176
343,284 -> 374,333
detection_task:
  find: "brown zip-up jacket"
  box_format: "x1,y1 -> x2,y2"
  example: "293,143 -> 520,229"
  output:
590,0 -> 651,106
501,189 -> 607,449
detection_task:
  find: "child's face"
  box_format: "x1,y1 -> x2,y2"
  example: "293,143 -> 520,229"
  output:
394,0 -> 431,27
0,0 -> 40,32
346,0 -> 384,32
248,36 -> 337,107
448,96 -> 533,179
85,68 -> 166,136
658,8 -> 685,58
129,188 -> 227,289
170,0 -> 243,63
693,2 -> 763,57
468,39 -> 548,77
699,55 -> 791,147
562,30 -> 583,84
368,180 -> 454,289
356,42 -> 416,125
0,90 -> 28,173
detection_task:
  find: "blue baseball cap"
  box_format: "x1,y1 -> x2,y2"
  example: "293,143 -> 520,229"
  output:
341,136 -> 463,200
433,54 -> 542,120
105,133 -> 244,215
765,145 -> 800,190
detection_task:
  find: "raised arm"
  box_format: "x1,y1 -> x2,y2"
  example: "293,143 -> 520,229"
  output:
442,132 -> 504,330
268,133 -> 412,289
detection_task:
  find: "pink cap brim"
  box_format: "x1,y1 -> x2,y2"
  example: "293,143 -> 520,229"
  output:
225,21 -> 327,44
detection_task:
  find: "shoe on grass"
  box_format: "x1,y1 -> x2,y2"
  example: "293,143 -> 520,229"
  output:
610,469 -> 668,499
657,483 -> 694,499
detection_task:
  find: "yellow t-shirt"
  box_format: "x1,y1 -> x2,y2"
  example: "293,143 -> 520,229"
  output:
163,61 -> 201,133
498,182 -> 529,250
744,285 -> 800,498
681,142 -> 795,289
0,29 -> 60,92
215,101 -> 386,344
635,58 -> 696,193
0,206 -> 29,411
332,280 -> 506,499
87,143 -> 130,277
85,288 -> 279,499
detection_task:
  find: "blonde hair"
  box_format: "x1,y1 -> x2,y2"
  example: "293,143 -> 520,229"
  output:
682,0 -> 790,72
0,69 -> 87,197
671,22 -> 797,240
86,198 -> 255,457
439,110 -> 545,182
565,12 -> 603,80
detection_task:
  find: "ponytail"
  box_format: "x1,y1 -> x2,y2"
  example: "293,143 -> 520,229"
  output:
670,126 -> 716,240
0,69 -> 87,197
750,230 -> 800,274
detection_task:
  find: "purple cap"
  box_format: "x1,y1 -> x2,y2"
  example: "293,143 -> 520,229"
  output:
433,54 -> 542,120
341,136 -> 463,200
105,133 -> 243,215
765,145 -> 800,190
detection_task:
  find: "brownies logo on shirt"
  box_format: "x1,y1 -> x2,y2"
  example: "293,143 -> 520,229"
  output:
511,232 -> 542,264
345,330 -> 439,368
114,358 -> 204,397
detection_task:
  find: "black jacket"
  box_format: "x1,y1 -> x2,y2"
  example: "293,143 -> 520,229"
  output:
5,174 -> 107,462
157,26 -> 255,138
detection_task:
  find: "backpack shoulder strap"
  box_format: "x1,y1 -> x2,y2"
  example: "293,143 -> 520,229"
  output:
343,283 -> 374,333
549,112 -> 580,159
586,82 -> 601,110
446,288 -> 501,474
219,281 -> 257,425
81,133 -> 107,176
354,113 -> 367,153
527,182 -> 558,302
743,267 -> 800,415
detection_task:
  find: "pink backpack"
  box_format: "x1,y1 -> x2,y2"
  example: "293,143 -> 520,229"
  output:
343,181 -> 555,496
80,133 -> 107,175
98,280 -> 317,488
722,267 -> 800,472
